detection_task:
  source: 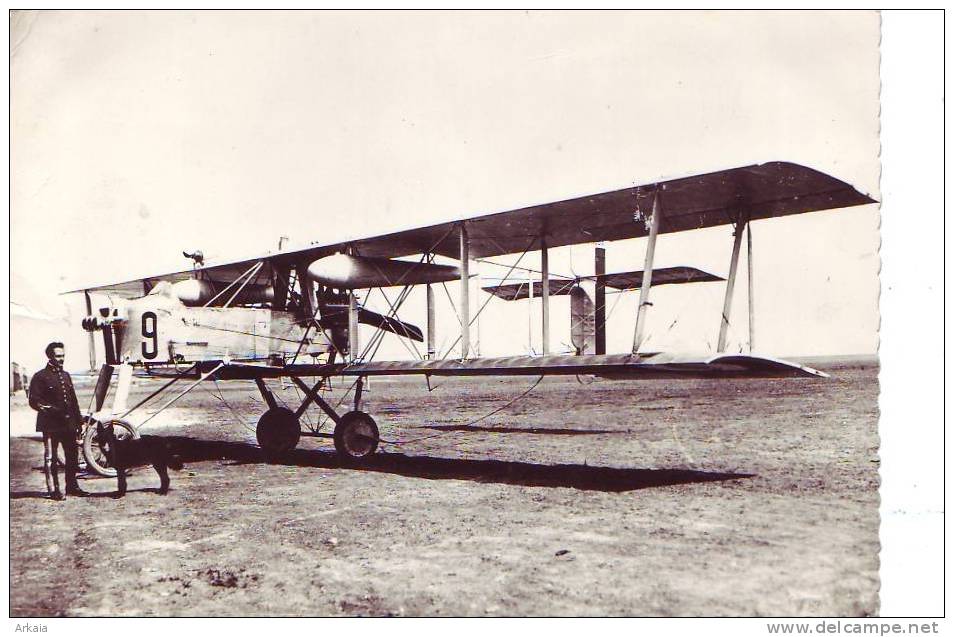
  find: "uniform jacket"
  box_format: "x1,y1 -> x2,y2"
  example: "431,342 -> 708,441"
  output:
29,363 -> 83,433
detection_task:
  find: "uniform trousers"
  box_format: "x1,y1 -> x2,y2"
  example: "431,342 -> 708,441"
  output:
42,431 -> 80,494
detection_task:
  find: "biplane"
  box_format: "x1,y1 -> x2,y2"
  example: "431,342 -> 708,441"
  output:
67,161 -> 876,475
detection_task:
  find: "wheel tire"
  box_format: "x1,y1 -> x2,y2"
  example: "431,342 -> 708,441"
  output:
334,411 -> 379,460
82,418 -> 139,477
256,407 -> 301,459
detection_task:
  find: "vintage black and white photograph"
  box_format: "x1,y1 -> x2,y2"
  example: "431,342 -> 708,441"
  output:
7,9 -> 910,620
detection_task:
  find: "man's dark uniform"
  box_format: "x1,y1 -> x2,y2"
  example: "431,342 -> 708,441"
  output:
29,362 -> 84,496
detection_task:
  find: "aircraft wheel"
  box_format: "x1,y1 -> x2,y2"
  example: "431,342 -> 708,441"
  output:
334,411 -> 379,460
256,407 -> 301,459
82,418 -> 139,477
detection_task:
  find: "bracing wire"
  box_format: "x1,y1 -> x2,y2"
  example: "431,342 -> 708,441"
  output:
202,378 -> 258,434
377,375 -> 545,446
438,237 -> 536,360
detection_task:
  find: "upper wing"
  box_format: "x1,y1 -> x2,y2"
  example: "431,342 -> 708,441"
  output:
67,161 -> 875,296
338,161 -> 874,260
64,258 -> 277,299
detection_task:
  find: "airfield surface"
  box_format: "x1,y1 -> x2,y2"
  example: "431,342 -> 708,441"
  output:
9,358 -> 879,617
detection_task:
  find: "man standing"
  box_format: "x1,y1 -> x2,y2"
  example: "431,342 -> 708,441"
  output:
29,342 -> 89,500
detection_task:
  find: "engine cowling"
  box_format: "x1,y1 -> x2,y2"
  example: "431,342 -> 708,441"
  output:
307,253 -> 464,289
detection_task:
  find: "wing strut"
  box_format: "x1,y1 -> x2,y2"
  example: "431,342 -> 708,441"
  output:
346,246 -> 360,362
426,274 -> 436,359
541,235 -> 550,355
459,223 -> 471,360
595,246 -> 606,355
527,272 -> 534,353
747,224 -> 755,351
717,217 -> 749,352
298,260 -> 317,318
632,190 -> 662,353
83,290 -> 96,372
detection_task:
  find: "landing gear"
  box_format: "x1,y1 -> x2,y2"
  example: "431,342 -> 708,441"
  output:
334,411 -> 379,459
256,376 -> 379,461
256,407 -> 301,458
82,418 -> 139,477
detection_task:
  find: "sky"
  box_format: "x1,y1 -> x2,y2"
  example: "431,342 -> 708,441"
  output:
10,10 -> 880,371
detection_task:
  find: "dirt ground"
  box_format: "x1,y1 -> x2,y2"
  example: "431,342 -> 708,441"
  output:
9,358 -> 879,617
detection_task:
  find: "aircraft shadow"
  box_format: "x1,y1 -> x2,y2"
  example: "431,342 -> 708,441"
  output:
133,436 -> 753,493
10,490 -> 54,500
419,424 -> 619,435
8,489 -> 129,500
